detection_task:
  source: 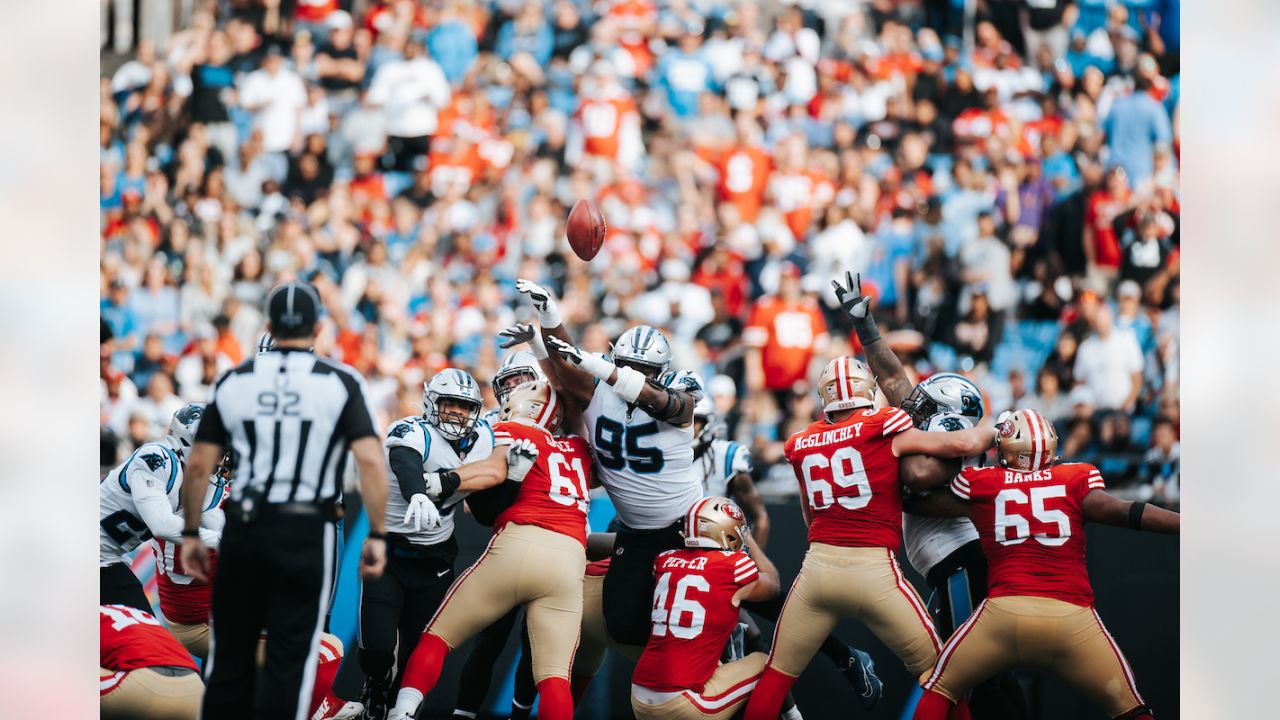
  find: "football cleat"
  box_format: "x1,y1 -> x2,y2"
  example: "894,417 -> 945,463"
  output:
359,684 -> 388,720
839,647 -> 883,710
385,710 -> 413,720
329,701 -> 364,720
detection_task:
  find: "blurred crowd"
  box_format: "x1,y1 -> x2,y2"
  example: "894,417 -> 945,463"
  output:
101,0 -> 1180,507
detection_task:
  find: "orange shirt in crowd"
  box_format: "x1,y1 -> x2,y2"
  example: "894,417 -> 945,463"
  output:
744,295 -> 828,391
576,96 -> 638,161
703,144 -> 772,223
770,168 -> 835,241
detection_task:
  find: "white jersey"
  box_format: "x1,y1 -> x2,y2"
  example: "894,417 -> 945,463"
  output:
582,370 -> 703,530
384,415 -> 494,546
694,439 -> 753,499
99,442 -> 221,567
903,413 -> 981,577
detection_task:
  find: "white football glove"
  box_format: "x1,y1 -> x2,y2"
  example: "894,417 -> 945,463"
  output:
403,493 -> 442,532
547,336 -> 614,378
505,438 -> 539,483
515,278 -> 562,328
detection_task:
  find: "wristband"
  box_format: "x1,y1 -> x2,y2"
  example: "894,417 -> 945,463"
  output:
1127,501 -> 1147,530
611,365 -> 647,403
577,352 -> 616,382
367,531 -> 387,540
438,470 -> 461,499
181,529 -> 200,538
536,301 -> 562,330
852,314 -> 881,347
528,331 -> 549,360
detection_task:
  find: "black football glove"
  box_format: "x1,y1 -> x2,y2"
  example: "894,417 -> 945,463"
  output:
831,271 -> 881,345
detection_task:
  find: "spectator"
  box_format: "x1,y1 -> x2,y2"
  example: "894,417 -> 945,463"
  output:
1119,212 -> 1171,288
1138,416 -> 1180,506
427,1 -> 480,84
1020,366 -> 1074,425
952,289 -> 1002,366
238,45 -> 307,156
655,27 -> 714,119
1073,304 -> 1143,412
496,0 -> 554,69
174,325 -> 233,401
134,373 -> 185,439
315,11 -> 366,115
1114,279 -> 1154,352
744,263 -> 829,413
958,212 -> 1016,314
366,38 -> 449,173
1101,74 -> 1172,189
1084,166 -> 1131,288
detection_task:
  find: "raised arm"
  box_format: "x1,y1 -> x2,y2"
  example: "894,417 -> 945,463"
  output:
515,278 -> 596,406
546,336 -> 703,428
832,271 -> 914,406
730,472 -> 771,549
734,533 -> 781,605
498,322 -> 585,430
1082,490 -> 1180,534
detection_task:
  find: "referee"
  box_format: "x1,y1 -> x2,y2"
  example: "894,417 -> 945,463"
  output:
180,281 -> 389,720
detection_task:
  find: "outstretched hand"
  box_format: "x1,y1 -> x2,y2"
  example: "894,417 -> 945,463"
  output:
832,271 -> 872,320
498,323 -> 537,349
546,335 -> 586,368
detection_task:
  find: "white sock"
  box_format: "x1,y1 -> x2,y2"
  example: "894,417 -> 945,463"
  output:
782,706 -> 804,720
393,688 -> 423,714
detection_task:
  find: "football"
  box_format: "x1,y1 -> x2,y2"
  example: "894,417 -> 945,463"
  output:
565,198 -> 606,261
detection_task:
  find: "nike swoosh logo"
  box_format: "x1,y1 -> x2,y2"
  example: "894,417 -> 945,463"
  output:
436,569 -> 449,577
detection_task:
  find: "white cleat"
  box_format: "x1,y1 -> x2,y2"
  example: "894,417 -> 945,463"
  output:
331,701 -> 364,719
386,710 -> 413,720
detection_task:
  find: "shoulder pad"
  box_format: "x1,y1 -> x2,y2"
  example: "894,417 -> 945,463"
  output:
663,371 -> 702,393
385,417 -> 429,454
139,451 -> 168,472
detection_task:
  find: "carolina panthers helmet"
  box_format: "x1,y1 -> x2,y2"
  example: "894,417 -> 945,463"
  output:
611,325 -> 672,376
257,332 -> 277,355
903,373 -> 985,428
424,369 -> 484,441
492,350 -> 546,406
498,380 -> 562,433
683,496 -> 748,552
167,403 -> 206,458
692,394 -> 718,457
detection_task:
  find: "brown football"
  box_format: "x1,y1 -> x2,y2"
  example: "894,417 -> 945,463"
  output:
565,198 -> 606,261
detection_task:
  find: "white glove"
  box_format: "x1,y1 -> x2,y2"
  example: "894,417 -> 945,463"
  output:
547,336 -> 614,380
403,493 -> 442,532
505,438 -> 539,483
515,278 -> 563,328
423,472 -> 444,497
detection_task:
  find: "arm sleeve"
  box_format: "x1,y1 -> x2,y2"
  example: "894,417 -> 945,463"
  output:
389,445 -> 427,501
193,397 -> 229,445
131,479 -> 191,545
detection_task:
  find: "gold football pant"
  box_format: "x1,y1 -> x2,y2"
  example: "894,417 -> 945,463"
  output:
168,621 -> 210,662
631,652 -> 767,720
573,572 -> 609,677
429,523 -> 585,681
768,544 -> 942,680
923,595 -> 1146,717
100,666 -> 202,720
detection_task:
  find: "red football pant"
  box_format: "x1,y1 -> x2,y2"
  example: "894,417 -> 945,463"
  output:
536,677 -> 573,720
914,688 -> 973,720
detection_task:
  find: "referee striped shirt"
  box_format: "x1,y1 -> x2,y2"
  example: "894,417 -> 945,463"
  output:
194,348 -> 378,505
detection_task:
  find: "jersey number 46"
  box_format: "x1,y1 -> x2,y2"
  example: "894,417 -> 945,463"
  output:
651,572 -> 708,640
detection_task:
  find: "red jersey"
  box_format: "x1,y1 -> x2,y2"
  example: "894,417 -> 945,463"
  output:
100,604 -> 198,673
743,296 -> 828,391
153,539 -> 218,625
714,145 -> 772,223
492,422 -> 592,546
1085,189 -> 1130,269
952,462 -> 1106,607
784,407 -> 915,550
632,549 -> 760,692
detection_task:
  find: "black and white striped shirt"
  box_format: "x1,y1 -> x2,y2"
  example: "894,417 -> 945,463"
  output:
194,349 -> 378,506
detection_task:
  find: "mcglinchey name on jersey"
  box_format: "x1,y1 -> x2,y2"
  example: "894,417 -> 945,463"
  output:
792,421 -> 869,451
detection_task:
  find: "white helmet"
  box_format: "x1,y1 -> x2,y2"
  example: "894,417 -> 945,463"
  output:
612,325 -> 672,376
257,332 -> 276,355
903,373 -> 985,428
167,403 -> 206,458
424,369 -> 484,441
492,350 -> 546,406
692,394 -> 718,457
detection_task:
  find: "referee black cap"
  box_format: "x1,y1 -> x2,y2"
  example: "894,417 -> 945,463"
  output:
266,281 -> 321,338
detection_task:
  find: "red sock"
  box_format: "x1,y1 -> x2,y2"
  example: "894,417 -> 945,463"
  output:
742,666 -> 796,720
569,674 -> 593,704
400,632 -> 449,696
308,640 -> 343,718
536,677 -> 573,720
913,688 -> 955,720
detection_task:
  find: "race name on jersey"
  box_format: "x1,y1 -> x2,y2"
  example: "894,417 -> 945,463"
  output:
632,548 -> 759,693
951,462 -> 1107,607
384,415 -> 494,545
784,406 -> 914,551
491,422 -> 593,546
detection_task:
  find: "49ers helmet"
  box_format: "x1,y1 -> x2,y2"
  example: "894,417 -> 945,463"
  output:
996,409 -> 1059,471
683,496 -> 748,552
817,357 -> 877,418
498,380 -> 562,433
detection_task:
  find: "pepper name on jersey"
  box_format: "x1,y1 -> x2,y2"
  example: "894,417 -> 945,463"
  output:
952,462 -> 1106,607
582,370 -> 703,530
632,548 -> 760,693
384,416 -> 494,545
783,406 -> 914,550
491,421 -> 593,546
695,438 -> 753,499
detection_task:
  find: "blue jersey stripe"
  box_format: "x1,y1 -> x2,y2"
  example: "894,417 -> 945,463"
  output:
725,442 -> 739,479
163,446 -> 179,494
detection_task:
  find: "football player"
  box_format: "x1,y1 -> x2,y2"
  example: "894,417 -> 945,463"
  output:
100,403 -> 222,612
630,496 -> 794,720
742,357 -> 998,720
834,270 -> 1030,718
387,380 -> 593,720
100,604 -> 202,720
911,410 -> 1179,720
359,369 -> 493,720
515,278 -> 705,648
